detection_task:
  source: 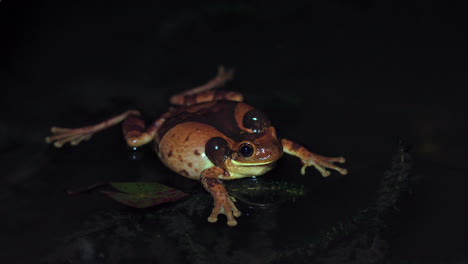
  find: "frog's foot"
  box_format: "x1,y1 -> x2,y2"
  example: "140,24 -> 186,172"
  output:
300,154 -> 347,177
182,65 -> 234,96
169,66 -> 239,106
201,167 -> 241,226
281,138 -> 347,177
45,110 -> 143,148
45,126 -> 94,148
208,192 -> 241,227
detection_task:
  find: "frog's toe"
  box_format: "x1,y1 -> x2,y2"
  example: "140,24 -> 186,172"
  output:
216,65 -> 235,82
207,196 -> 241,226
45,126 -> 95,147
227,219 -> 238,227
70,134 -> 93,146
223,207 -> 239,227
227,197 -> 242,217
208,209 -> 237,226
207,215 -> 218,223
301,155 -> 348,176
336,157 -> 346,163
50,126 -> 71,134
47,133 -> 93,148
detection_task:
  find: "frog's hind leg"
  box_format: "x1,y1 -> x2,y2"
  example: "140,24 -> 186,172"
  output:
45,110 -> 160,148
170,66 -> 243,106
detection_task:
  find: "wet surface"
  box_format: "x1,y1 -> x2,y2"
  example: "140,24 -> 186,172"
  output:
1,1 -> 467,263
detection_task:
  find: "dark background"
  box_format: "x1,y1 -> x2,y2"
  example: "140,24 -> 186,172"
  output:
1,0 -> 466,263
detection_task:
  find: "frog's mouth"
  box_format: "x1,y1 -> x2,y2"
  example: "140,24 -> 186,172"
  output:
230,159 -> 276,166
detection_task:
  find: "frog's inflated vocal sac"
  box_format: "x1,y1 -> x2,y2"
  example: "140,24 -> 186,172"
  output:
45,67 -> 347,226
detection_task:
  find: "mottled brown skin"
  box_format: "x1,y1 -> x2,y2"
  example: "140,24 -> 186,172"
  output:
45,66 -> 347,227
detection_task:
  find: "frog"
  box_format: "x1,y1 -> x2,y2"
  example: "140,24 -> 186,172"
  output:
45,66 -> 347,226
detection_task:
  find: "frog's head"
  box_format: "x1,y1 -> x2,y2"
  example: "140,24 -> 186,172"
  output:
205,106 -> 283,179
226,124 -> 283,178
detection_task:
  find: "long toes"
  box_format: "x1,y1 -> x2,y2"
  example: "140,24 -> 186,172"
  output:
207,216 -> 218,223
70,134 -> 92,146
320,169 -> 331,177
217,65 -> 234,81
208,203 -> 221,223
227,219 -> 238,227
227,198 -> 241,217
46,127 -> 94,147
331,157 -> 346,163
223,208 -> 238,227
208,200 -> 240,226
54,136 -> 78,147
51,134 -> 87,148
338,168 -> 348,175
70,138 -> 82,146
53,141 -> 64,148
322,156 -> 346,164
323,162 -> 348,175
50,127 -> 72,134
224,69 -> 235,80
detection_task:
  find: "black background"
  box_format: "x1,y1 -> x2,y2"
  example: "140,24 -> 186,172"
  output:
1,0 -> 467,263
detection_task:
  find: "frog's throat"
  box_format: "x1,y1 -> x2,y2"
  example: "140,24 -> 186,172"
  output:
230,159 -> 275,166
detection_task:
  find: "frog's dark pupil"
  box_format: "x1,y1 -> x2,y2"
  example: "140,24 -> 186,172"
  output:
239,144 -> 253,157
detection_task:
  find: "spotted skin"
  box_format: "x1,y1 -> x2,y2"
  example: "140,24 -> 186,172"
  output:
157,122 -> 223,180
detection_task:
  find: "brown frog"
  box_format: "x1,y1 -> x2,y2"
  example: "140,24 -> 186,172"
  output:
45,66 -> 347,226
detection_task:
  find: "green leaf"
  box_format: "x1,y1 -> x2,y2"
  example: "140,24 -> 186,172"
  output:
101,182 -> 188,208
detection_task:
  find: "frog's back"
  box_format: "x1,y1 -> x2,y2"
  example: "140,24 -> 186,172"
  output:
155,101 -> 254,180
156,101 -> 252,142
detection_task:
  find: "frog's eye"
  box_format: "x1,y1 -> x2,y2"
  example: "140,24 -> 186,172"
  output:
243,109 -> 271,133
238,143 -> 254,157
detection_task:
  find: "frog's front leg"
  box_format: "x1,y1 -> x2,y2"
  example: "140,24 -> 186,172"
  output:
45,110 -> 163,148
281,138 -> 347,177
201,167 -> 241,226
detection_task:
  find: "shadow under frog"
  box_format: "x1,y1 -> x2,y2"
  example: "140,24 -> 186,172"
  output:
45,66 -> 347,226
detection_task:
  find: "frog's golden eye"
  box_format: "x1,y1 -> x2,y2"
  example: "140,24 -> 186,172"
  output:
238,143 -> 254,157
242,109 -> 271,133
